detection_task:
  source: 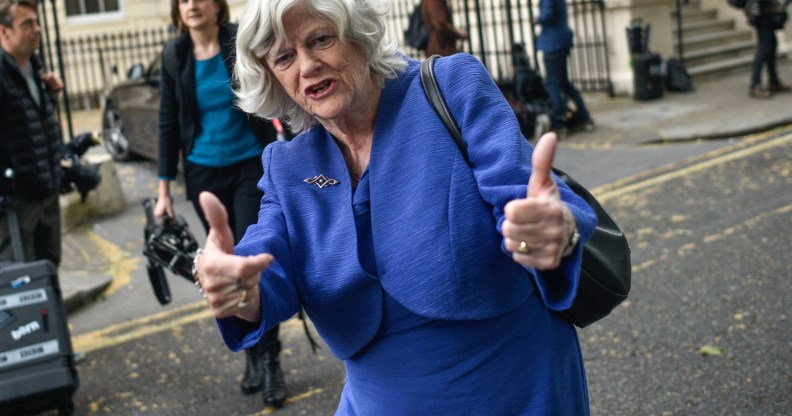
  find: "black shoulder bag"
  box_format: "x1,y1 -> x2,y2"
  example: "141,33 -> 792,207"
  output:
420,55 -> 631,328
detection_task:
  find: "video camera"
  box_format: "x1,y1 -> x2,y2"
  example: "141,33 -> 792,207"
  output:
142,197 -> 199,305
60,132 -> 102,202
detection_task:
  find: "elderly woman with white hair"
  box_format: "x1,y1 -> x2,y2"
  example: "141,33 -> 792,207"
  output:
193,0 -> 597,414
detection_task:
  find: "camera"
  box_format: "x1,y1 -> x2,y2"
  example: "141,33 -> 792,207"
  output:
142,197 -> 198,305
60,132 -> 102,202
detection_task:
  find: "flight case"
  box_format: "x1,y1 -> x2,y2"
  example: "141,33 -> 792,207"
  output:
0,203 -> 79,415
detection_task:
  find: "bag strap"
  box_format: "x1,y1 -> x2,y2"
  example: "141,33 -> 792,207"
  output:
420,55 -> 567,177
419,55 -> 631,328
418,55 -> 622,234
420,55 -> 470,165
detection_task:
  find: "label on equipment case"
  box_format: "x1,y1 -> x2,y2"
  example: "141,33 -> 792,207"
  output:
0,288 -> 48,310
0,339 -> 60,368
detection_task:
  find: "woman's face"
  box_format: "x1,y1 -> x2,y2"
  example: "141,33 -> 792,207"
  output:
265,5 -> 372,127
178,0 -> 219,32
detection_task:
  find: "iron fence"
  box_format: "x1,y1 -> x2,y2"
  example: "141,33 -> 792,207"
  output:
37,0 -> 612,134
40,27 -> 173,111
394,0 -> 612,94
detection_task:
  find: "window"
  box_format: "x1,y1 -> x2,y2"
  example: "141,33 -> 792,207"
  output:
65,0 -> 120,17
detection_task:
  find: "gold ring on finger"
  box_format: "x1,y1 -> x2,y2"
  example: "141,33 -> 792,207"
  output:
237,289 -> 249,309
518,240 -> 530,254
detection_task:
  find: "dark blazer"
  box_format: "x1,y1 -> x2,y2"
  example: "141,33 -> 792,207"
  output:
158,24 -> 277,179
218,54 -> 597,360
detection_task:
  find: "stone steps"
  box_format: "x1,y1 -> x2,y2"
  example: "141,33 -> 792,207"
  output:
668,1 -> 780,80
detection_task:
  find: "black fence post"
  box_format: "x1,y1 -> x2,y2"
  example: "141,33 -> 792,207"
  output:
49,0 -> 73,140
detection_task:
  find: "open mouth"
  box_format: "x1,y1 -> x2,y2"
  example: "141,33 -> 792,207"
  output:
308,80 -> 332,95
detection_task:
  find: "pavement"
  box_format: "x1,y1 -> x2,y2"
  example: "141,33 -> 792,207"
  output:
55,64 -> 792,314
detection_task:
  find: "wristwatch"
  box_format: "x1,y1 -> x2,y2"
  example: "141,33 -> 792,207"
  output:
561,226 -> 580,257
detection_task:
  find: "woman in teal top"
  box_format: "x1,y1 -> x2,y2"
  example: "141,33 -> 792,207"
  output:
155,0 -> 286,408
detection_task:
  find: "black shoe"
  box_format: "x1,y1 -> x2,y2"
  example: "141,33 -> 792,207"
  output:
768,82 -> 791,93
749,85 -> 772,99
263,341 -> 287,408
582,118 -> 595,132
240,342 -> 266,395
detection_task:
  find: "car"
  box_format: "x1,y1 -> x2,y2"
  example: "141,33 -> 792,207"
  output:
101,56 -> 161,162
101,56 -> 288,162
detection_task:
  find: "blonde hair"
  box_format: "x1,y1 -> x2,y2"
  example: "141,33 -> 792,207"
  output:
234,0 -> 407,133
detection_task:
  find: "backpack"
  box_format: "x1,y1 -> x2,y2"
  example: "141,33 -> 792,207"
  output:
404,2 -> 429,50
664,58 -> 694,92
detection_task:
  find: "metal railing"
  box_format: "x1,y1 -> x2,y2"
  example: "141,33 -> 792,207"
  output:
42,27 -> 174,111
394,0 -> 612,95
37,0 -> 612,133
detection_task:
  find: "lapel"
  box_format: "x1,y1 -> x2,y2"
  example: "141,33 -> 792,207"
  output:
174,34 -> 198,122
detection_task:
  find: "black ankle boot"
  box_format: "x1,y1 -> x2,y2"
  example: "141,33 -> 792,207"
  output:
240,342 -> 266,395
262,341 -> 287,408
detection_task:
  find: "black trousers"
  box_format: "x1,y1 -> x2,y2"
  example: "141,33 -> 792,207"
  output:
184,157 -> 279,348
751,14 -> 780,88
0,194 -> 60,265
543,49 -> 590,130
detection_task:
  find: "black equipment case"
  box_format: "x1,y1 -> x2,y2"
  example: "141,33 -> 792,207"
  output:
633,52 -> 664,101
0,204 -> 79,415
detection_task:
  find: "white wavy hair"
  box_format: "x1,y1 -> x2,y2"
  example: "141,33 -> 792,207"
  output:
234,0 -> 408,133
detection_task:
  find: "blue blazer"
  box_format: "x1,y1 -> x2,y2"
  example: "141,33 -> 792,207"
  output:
536,0 -> 574,53
218,54 -> 596,360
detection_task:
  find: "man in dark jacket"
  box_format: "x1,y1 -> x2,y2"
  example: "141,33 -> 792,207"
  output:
0,0 -> 65,265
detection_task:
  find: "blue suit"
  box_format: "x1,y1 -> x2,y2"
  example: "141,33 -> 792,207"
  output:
219,53 -> 596,414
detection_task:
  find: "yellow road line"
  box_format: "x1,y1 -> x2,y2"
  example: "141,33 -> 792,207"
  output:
591,133 -> 792,201
71,302 -> 211,353
702,204 -> 792,245
87,230 -> 138,296
71,302 -> 306,353
248,388 -> 326,415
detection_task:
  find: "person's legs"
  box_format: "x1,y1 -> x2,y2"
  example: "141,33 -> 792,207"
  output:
0,203 -> 24,263
229,158 -> 286,407
183,160 -> 285,404
183,162 -> 234,233
34,194 -> 61,266
0,197 -> 59,265
767,27 -> 779,85
229,158 -> 263,244
764,27 -> 790,91
750,30 -> 763,88
559,51 -> 591,125
542,50 -> 568,132
750,17 -> 773,97
260,327 -> 286,407
0,201 -> 31,263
